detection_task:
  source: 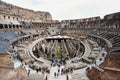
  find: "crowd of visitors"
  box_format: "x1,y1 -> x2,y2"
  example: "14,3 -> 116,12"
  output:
50,58 -> 74,78
71,57 -> 84,63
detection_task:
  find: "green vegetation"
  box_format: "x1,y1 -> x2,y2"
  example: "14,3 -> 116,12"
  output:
33,52 -> 39,58
47,53 -> 51,59
57,43 -> 62,59
33,49 -> 40,58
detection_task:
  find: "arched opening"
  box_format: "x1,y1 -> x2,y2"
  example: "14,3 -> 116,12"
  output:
0,24 -> 4,29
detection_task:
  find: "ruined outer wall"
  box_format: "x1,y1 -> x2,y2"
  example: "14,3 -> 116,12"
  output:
0,0 -> 52,22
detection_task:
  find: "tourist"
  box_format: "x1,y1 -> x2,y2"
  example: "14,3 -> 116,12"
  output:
36,68 -> 39,73
45,76 -> 47,80
86,67 -> 90,73
38,67 -> 41,72
42,68 -> 44,75
94,60 -> 96,65
70,67 -> 73,73
66,74 -> 69,80
58,68 -> 60,73
54,72 -> 56,77
61,68 -> 63,75
102,53 -> 105,57
27,69 -> 30,77
21,62 -> 25,68
51,63 -> 52,67
56,72 -> 59,78
81,58 -> 84,62
46,69 -> 50,74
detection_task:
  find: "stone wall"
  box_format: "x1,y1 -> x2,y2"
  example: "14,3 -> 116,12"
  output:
0,54 -> 13,69
0,0 -> 52,22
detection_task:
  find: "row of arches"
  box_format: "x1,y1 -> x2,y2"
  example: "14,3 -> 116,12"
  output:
0,24 -> 22,29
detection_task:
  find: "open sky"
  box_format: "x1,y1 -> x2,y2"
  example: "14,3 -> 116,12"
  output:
3,0 -> 120,20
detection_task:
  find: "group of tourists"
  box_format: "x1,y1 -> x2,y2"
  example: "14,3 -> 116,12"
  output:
71,57 -> 84,63
27,66 -> 50,77
50,58 -> 74,78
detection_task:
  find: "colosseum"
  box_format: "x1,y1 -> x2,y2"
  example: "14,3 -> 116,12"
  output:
0,0 -> 120,80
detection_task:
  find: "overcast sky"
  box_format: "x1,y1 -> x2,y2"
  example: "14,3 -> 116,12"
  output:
3,0 -> 120,20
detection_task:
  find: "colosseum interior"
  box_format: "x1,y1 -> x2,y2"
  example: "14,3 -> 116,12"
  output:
0,0 -> 120,80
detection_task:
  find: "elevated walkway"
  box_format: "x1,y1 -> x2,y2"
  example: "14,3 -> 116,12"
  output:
88,34 -> 112,48
81,40 -> 92,62
103,67 -> 120,72
27,37 -> 51,66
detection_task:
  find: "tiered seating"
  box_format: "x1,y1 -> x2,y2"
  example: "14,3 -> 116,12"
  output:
88,31 -> 120,54
22,30 -> 39,35
19,21 -> 33,28
87,39 -> 100,60
109,34 -> 120,53
0,32 -> 20,54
